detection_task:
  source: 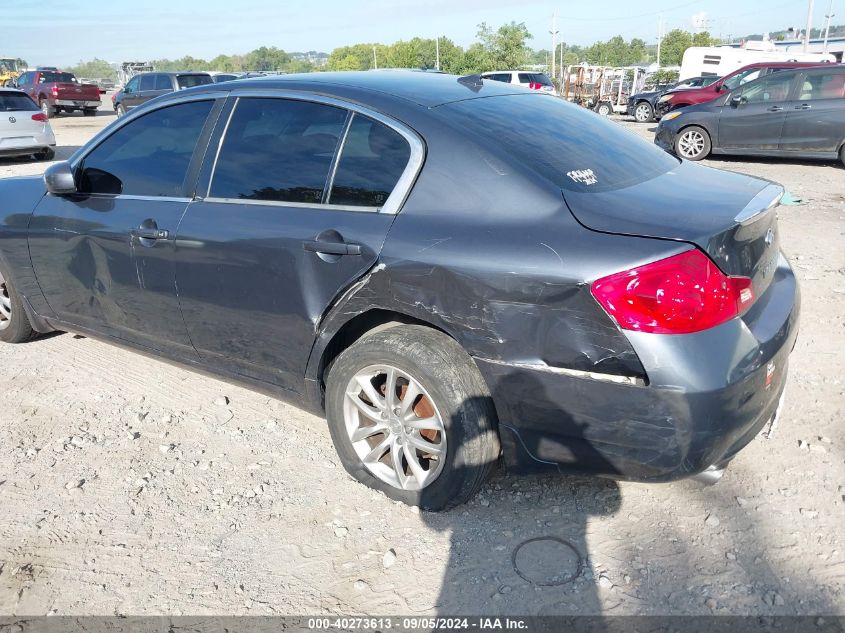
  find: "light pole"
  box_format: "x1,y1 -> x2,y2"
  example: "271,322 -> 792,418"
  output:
550,11 -> 559,84
823,0 -> 835,53
804,0 -> 815,52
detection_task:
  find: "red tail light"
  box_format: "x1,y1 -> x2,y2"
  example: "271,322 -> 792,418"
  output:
529,82 -> 542,90
51,85 -> 59,97
31,113 -> 48,122
591,249 -> 754,334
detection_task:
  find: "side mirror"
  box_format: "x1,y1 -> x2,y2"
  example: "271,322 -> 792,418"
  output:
730,95 -> 746,107
44,161 -> 77,195
714,84 -> 723,93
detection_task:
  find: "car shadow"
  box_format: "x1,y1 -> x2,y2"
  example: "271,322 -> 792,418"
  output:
418,371 -> 622,618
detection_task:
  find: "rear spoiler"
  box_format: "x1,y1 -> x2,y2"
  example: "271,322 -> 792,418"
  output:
735,183 -> 784,225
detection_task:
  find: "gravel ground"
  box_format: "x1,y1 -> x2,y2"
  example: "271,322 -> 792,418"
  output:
0,100 -> 843,617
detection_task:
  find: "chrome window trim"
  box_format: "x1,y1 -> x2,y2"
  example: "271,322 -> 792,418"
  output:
75,193 -> 192,203
207,89 -> 425,215
202,196 -> 379,213
324,112 -> 354,204
68,91 -> 229,171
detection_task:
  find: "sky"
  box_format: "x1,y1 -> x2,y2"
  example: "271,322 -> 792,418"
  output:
3,0 -> 825,67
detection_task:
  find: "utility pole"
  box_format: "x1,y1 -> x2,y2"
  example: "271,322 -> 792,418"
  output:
435,36 -> 440,71
551,11 -> 558,80
823,0 -> 835,53
804,0 -> 815,52
656,16 -> 663,67
373,46 -> 378,70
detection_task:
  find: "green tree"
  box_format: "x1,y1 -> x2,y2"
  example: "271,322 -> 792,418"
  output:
244,46 -> 290,71
459,42 -> 492,74
477,21 -> 533,69
327,44 -> 386,70
692,31 -> 720,47
659,29 -> 693,66
67,58 -> 116,80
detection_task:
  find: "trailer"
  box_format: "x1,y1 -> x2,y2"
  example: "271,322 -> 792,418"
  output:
680,43 -> 835,80
562,65 -> 647,115
116,62 -> 154,88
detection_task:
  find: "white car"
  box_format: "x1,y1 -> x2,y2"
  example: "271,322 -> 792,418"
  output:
0,88 -> 56,161
480,71 -> 558,95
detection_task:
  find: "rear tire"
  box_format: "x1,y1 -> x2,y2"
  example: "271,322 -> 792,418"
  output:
839,145 -> 845,168
634,101 -> 653,122
0,266 -> 36,344
116,104 -> 126,118
325,325 -> 500,511
675,125 -> 711,161
596,102 -> 612,116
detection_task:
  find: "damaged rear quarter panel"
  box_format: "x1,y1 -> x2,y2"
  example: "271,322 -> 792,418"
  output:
310,118 -> 692,388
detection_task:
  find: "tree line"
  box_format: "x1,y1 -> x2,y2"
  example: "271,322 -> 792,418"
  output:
64,23 -> 725,81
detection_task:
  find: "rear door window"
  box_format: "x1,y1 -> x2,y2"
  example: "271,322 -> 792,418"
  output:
154,74 -> 172,91
797,72 -> 845,100
210,97 -> 347,203
177,75 -> 213,89
79,100 -> 214,197
140,74 -> 156,91
0,92 -> 38,111
328,114 -> 411,207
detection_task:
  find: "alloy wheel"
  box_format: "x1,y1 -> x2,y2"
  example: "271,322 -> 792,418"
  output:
678,130 -> 706,158
635,103 -> 651,122
0,270 -> 11,331
343,364 -> 447,491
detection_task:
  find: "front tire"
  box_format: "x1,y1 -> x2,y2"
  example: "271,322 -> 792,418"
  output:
596,102 -> 612,116
675,125 -> 711,161
839,145 -> 844,168
634,101 -> 653,122
0,266 -> 36,344
325,325 -> 500,511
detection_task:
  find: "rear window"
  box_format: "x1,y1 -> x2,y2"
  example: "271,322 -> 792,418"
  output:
519,73 -> 553,86
39,72 -> 76,84
177,75 -> 213,89
443,94 -> 678,193
0,92 -> 38,112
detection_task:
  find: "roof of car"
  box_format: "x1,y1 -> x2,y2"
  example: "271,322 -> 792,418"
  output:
134,71 -> 212,76
733,61 -> 835,71
205,71 -> 530,107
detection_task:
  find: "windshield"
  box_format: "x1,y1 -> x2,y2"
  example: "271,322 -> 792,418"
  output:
177,74 -> 213,89
0,59 -> 18,73
443,94 -> 678,193
0,92 -> 37,111
722,68 -> 763,91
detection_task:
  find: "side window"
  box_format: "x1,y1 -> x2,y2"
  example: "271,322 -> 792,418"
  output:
328,114 -> 411,208
124,77 -> 139,93
723,68 -> 761,91
139,74 -> 156,91
798,72 -> 845,100
517,73 -> 532,83
741,73 -> 794,104
78,100 -> 214,197
210,98 -> 347,203
155,74 -> 172,91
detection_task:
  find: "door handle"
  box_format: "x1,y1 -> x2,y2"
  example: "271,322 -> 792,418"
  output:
767,106 -> 784,112
302,240 -> 361,256
794,103 -> 812,110
130,227 -> 169,240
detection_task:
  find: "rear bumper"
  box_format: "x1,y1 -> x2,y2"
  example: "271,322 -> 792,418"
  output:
54,99 -> 100,108
0,129 -> 56,156
477,254 -> 800,481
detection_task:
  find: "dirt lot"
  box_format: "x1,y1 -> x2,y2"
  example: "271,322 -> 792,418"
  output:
0,100 -> 843,617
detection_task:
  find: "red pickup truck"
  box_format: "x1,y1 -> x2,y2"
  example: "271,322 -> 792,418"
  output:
14,69 -> 101,118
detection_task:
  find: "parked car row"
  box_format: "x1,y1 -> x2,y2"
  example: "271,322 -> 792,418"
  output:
655,64 -> 845,165
626,75 -> 721,123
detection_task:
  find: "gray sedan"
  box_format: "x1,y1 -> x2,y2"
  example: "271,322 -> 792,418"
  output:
655,65 -> 845,165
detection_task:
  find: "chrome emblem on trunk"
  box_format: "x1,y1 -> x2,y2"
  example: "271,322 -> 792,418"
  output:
8,116 -> 15,123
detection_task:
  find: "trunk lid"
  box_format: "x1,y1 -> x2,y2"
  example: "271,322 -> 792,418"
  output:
563,160 -> 784,298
